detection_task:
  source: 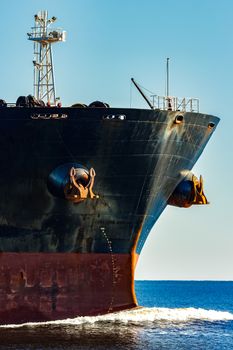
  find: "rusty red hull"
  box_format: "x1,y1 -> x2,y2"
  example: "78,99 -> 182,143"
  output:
0,253 -> 137,325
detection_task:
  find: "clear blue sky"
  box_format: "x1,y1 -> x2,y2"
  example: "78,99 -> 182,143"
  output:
0,0 -> 232,280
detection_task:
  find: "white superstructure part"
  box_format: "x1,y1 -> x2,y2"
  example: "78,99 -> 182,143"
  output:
27,10 -> 66,105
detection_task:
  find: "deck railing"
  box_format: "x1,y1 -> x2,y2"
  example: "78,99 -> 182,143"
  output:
151,95 -> 199,113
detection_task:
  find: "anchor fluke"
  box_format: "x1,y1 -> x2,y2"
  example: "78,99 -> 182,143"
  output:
47,163 -> 98,203
168,173 -> 209,208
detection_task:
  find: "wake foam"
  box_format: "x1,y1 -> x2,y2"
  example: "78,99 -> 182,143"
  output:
1,307 -> 233,328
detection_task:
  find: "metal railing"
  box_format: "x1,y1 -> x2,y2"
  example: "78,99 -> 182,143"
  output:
151,95 -> 199,113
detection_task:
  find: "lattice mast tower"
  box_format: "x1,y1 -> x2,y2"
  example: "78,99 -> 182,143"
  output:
27,10 -> 66,105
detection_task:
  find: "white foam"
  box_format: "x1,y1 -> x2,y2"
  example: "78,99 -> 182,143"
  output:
1,307 -> 233,328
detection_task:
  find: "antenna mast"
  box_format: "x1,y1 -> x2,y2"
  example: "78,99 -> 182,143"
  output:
27,10 -> 66,105
166,57 -> 170,97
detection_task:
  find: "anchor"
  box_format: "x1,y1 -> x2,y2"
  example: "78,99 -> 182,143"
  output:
64,167 -> 98,203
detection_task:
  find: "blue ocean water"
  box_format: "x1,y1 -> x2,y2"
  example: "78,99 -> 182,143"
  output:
0,281 -> 233,350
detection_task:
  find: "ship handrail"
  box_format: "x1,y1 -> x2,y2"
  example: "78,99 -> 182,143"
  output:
28,28 -> 66,43
151,95 -> 199,113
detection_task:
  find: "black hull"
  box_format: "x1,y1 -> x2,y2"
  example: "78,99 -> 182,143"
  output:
0,107 -> 219,254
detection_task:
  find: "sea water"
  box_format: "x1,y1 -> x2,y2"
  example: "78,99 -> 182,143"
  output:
0,281 -> 233,349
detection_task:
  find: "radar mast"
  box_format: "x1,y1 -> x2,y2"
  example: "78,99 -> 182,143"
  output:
27,10 -> 66,105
